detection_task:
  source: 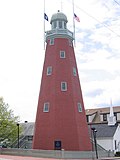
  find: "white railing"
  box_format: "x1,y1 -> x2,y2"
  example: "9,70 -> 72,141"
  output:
45,29 -> 73,39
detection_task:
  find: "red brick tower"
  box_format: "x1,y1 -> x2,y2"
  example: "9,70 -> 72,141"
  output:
33,11 -> 92,151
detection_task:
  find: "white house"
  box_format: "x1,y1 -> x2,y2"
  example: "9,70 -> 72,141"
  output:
86,106 -> 120,153
89,123 -> 120,153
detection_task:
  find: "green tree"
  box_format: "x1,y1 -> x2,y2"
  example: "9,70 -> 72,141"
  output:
0,97 -> 22,147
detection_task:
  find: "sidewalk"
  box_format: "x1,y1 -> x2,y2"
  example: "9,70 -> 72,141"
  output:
0,154 -> 120,160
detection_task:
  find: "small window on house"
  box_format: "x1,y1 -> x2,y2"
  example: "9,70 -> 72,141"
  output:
47,66 -> 52,75
61,82 -> 67,91
73,67 -> 77,76
43,102 -> 49,112
86,115 -> 89,122
78,103 -> 82,112
50,38 -> 54,45
60,51 -> 65,58
103,114 -> 107,121
114,112 -> 117,121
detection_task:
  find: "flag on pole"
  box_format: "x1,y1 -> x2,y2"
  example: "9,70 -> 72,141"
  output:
74,13 -> 80,22
44,13 -> 49,21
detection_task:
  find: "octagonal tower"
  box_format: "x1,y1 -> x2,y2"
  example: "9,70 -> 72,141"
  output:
33,11 -> 92,151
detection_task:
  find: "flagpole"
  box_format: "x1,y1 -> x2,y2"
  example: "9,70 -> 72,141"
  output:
44,0 -> 45,50
72,0 -> 76,47
61,0 -> 63,12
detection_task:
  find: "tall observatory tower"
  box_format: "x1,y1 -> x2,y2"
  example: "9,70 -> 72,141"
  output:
33,11 -> 92,151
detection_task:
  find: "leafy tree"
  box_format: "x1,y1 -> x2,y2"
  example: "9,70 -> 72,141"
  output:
0,97 -> 22,147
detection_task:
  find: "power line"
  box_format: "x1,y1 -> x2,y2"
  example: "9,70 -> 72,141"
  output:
114,0 -> 120,6
67,0 -> 120,37
75,4 -> 120,37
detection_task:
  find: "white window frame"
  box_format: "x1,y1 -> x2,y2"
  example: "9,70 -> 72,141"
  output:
43,102 -> 49,112
61,82 -> 67,91
50,38 -> 54,45
52,20 -> 66,29
58,20 -> 62,29
73,67 -> 77,76
47,66 -> 52,75
69,39 -> 72,46
60,51 -> 65,58
78,103 -> 82,112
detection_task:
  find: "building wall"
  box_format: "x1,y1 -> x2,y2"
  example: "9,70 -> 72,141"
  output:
113,124 -> 120,152
97,138 -> 113,151
117,113 -> 120,120
33,37 -> 92,151
88,114 -> 96,123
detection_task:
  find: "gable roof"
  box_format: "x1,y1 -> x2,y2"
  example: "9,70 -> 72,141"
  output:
21,122 -> 35,136
88,123 -> 118,138
86,106 -> 120,115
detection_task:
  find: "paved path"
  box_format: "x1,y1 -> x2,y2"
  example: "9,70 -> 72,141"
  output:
0,154 -> 55,160
0,155 -> 120,160
0,154 -> 91,160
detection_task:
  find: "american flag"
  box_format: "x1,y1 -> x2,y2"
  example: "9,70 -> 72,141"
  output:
74,13 -> 80,22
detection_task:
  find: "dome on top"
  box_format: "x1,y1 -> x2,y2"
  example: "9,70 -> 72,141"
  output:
50,11 -> 68,24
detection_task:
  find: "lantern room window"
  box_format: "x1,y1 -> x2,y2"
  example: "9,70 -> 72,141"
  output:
59,21 -> 62,29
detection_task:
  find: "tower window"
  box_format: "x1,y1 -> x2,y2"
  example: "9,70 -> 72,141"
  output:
78,103 -> 82,112
47,66 -> 52,75
60,51 -> 65,58
50,38 -> 54,45
73,67 -> 77,76
69,39 -> 72,46
61,82 -> 67,91
43,102 -> 49,112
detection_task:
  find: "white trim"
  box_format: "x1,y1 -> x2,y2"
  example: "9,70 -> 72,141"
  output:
78,103 -> 82,112
73,67 -> 77,76
50,38 -> 54,45
60,51 -> 65,58
61,82 -> 67,91
47,66 -> 52,75
43,102 -> 49,112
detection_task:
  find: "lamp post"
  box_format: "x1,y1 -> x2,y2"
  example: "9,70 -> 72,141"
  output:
91,127 -> 98,159
17,123 -> 20,148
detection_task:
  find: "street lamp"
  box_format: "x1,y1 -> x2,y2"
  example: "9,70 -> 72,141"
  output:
16,123 -> 20,148
91,127 -> 98,159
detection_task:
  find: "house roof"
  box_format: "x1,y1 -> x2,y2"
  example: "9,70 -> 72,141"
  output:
20,121 -> 119,139
88,123 -> 118,138
86,106 -> 120,115
21,122 -> 35,136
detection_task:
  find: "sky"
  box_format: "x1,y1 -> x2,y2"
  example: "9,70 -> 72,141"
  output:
0,0 -> 120,122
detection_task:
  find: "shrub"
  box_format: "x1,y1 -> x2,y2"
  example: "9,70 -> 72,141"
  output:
115,152 -> 120,157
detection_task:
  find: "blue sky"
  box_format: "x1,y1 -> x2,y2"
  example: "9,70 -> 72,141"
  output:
0,0 -> 120,122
